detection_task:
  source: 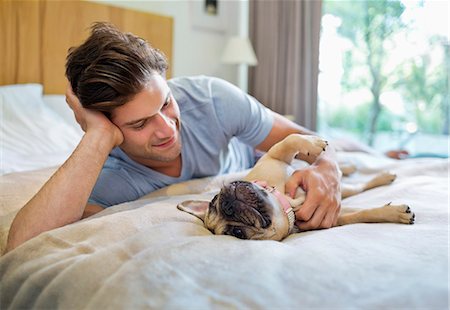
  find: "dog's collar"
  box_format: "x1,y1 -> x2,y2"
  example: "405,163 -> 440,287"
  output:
252,181 -> 295,234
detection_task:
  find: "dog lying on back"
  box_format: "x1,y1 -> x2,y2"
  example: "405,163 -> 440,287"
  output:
178,134 -> 415,241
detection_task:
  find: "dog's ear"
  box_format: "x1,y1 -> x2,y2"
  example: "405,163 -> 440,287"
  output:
177,200 -> 209,222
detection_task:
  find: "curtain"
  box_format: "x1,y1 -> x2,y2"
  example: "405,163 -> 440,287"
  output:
248,0 -> 322,130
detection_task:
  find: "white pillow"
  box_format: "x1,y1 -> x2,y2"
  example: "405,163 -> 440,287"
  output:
43,94 -> 84,136
0,84 -> 83,175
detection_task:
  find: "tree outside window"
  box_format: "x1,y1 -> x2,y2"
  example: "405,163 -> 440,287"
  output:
318,0 -> 449,157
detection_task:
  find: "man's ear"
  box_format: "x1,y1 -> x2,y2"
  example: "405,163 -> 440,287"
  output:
177,200 -> 209,222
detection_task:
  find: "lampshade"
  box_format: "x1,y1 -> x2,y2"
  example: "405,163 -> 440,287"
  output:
221,36 -> 258,66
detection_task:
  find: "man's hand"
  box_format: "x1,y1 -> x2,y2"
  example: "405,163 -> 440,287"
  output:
285,158 -> 341,230
65,84 -> 123,146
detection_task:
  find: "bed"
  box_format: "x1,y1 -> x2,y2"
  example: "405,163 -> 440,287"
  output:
0,119 -> 448,308
1,1 -> 449,309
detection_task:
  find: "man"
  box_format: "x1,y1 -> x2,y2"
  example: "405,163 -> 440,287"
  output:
6,23 -> 341,252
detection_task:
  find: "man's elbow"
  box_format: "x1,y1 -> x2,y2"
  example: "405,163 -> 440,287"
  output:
81,204 -> 104,219
5,232 -> 22,254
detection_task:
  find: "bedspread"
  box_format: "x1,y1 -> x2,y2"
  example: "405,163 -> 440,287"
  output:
0,153 -> 448,309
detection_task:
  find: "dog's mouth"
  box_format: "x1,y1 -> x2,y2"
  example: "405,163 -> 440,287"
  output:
253,181 -> 296,234
214,181 -> 273,230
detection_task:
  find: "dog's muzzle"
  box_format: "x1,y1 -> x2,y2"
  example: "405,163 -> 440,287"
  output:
253,181 -> 296,234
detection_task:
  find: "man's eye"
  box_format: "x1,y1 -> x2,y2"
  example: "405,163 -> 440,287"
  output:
133,121 -> 146,130
162,98 -> 171,109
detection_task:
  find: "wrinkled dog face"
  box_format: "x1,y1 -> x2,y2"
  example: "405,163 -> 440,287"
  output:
204,181 -> 289,240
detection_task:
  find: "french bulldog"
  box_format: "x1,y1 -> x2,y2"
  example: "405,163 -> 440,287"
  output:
178,134 -> 415,241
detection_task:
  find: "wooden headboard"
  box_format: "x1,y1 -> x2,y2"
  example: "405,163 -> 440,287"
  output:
0,0 -> 173,94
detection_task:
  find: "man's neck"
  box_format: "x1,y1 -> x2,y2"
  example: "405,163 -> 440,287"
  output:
132,155 -> 182,178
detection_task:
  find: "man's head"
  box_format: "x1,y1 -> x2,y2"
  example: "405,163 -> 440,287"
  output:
65,22 -> 168,117
111,75 -> 182,164
66,23 -> 182,165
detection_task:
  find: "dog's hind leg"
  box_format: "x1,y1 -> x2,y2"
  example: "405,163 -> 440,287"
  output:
339,164 -> 357,176
341,172 -> 397,198
337,203 -> 415,226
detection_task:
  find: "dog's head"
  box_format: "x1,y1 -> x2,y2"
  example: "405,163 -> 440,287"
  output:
178,180 -> 296,241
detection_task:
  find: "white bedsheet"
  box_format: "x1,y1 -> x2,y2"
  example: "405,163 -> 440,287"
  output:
0,153 -> 448,309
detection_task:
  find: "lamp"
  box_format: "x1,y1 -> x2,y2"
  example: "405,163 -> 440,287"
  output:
221,36 -> 258,92
221,36 -> 258,65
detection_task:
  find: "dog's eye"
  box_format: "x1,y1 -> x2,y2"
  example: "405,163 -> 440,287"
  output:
231,227 -> 246,239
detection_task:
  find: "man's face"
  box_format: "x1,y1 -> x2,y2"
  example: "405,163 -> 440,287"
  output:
111,75 -> 182,166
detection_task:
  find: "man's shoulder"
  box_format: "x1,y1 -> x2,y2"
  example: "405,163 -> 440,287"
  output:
168,76 -> 217,115
168,75 -> 206,91
168,75 -> 234,96
168,75 -> 221,86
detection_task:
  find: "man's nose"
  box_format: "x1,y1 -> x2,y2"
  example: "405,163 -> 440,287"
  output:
154,112 -> 174,137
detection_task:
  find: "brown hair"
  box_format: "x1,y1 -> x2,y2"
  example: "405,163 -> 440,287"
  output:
65,22 -> 168,115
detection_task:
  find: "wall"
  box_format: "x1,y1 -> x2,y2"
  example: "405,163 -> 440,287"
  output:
92,0 -> 248,86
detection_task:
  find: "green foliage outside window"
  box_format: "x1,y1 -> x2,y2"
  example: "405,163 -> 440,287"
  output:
319,0 -> 449,149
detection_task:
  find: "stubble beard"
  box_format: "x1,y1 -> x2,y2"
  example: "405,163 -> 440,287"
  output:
147,135 -> 182,162
134,117 -> 182,163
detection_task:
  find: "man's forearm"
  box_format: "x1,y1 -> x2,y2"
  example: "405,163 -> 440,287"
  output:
6,130 -> 115,252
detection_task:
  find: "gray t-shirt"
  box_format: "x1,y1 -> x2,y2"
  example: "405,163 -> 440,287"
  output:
89,76 -> 274,207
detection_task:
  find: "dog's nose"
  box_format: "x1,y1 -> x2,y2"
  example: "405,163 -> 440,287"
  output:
221,201 -> 234,216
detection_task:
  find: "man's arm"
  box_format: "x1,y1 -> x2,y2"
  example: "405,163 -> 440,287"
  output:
256,112 -> 315,152
256,111 -> 341,231
5,87 -> 123,253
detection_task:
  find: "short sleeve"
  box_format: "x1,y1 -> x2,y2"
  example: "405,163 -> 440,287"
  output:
210,78 -> 273,147
88,168 -> 142,208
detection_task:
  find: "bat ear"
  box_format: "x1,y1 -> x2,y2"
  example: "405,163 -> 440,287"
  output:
177,200 -> 209,222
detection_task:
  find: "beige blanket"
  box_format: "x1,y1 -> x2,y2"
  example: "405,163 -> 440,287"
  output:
0,153 -> 448,309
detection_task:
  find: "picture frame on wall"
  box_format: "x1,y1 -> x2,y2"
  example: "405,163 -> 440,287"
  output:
190,0 -> 228,32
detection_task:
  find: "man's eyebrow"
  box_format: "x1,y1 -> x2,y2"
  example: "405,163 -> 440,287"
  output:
123,91 -> 171,126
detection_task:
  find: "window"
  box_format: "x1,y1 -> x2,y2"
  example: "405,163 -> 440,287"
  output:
318,0 -> 449,157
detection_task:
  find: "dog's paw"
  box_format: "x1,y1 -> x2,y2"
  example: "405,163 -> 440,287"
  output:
299,135 -> 328,158
385,203 -> 415,224
383,172 -> 397,183
366,172 -> 397,189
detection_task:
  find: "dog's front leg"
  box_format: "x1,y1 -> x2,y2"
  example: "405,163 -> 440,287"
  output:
267,134 -> 328,165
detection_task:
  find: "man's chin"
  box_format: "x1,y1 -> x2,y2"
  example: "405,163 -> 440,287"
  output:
151,152 -> 181,163
122,131 -> 182,165
148,140 -> 182,162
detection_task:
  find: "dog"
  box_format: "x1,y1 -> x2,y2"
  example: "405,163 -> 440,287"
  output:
178,134 -> 415,241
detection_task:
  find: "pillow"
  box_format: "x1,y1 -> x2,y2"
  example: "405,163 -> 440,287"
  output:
0,84 -> 83,175
43,94 -> 84,136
